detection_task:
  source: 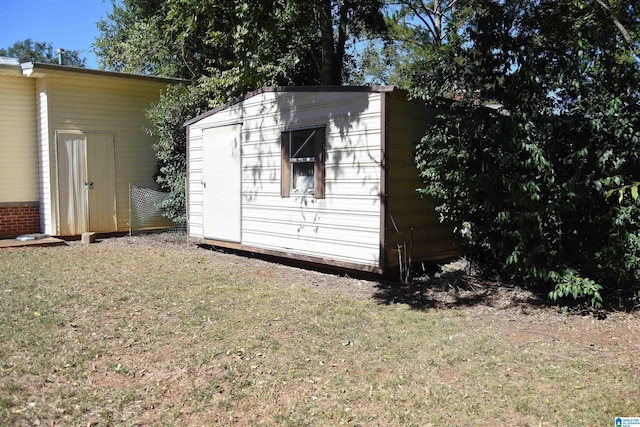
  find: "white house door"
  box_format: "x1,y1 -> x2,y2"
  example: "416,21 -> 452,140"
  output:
86,134 -> 117,233
57,132 -> 117,235
202,124 -> 241,242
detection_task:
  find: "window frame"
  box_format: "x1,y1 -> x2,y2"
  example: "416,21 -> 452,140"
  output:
280,126 -> 325,199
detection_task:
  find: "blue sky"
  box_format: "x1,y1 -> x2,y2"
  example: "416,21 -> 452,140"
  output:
0,0 -> 115,69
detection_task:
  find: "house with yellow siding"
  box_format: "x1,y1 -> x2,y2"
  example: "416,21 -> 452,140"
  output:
0,59 -> 182,238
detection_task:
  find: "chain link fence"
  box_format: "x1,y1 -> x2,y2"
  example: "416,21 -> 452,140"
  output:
129,183 -> 186,236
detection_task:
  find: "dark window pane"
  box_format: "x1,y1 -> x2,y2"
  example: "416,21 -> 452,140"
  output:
291,129 -> 316,159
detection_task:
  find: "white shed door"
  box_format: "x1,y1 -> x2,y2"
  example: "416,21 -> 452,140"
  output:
57,132 -> 117,235
202,124 -> 241,242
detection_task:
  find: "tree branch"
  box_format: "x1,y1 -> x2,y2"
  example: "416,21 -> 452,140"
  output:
594,0 -> 639,56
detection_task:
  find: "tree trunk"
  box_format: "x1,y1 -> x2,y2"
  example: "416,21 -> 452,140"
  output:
334,0 -> 351,84
318,0 -> 341,85
318,0 -> 335,85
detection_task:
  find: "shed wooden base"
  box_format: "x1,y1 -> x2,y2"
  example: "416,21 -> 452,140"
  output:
191,237 -> 458,279
191,237 -> 385,275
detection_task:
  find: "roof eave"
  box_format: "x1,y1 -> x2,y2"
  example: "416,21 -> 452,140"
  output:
0,63 -> 22,77
20,62 -> 189,84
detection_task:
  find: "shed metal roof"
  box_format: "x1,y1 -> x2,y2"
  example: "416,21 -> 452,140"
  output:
184,85 -> 398,127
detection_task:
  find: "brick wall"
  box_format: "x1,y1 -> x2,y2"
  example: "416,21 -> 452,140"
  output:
0,203 -> 40,238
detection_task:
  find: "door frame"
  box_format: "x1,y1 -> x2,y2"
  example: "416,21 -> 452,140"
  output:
55,131 -> 117,236
202,124 -> 242,242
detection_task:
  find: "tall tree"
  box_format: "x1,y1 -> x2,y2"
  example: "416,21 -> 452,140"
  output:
388,0 -> 461,47
411,0 -> 640,307
352,0 -> 467,86
95,0 -> 386,85
0,39 -> 85,67
94,1 -> 182,76
307,0 -> 386,84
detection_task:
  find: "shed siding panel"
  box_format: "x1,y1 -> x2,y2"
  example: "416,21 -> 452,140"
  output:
188,91 -> 383,268
385,92 -> 457,265
187,134 -> 203,236
44,77 -> 169,233
0,76 -> 38,204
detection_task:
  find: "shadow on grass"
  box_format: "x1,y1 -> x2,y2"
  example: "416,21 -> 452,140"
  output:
373,264 -> 549,311
196,243 -> 550,312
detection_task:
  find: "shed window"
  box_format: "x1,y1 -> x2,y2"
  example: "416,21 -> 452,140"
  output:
281,127 -> 325,198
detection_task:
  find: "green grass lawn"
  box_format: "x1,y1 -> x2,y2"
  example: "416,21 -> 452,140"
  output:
0,235 -> 638,426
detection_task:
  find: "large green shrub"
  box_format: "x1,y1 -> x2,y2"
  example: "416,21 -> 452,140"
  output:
145,84 -> 213,223
411,0 -> 640,308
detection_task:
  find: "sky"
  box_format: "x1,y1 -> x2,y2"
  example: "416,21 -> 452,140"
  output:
0,0 -> 115,69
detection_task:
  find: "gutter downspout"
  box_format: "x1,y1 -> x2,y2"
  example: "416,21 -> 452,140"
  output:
20,62 -> 35,77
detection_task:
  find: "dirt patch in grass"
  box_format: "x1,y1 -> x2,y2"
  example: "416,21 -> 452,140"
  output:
1,233 -> 638,426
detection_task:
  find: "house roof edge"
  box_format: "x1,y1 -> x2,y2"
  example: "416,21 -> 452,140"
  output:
20,62 -> 189,84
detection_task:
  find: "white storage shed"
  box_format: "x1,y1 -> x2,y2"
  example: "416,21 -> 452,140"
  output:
185,86 -> 457,274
